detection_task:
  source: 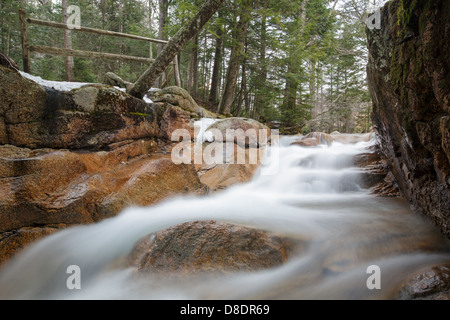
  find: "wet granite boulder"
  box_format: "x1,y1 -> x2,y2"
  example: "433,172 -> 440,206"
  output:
206,117 -> 271,148
128,220 -> 301,274
290,132 -> 334,147
398,263 -> 450,300
0,66 -> 164,150
0,143 -> 206,265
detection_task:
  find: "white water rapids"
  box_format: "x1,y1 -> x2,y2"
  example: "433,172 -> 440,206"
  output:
1,134 -> 449,300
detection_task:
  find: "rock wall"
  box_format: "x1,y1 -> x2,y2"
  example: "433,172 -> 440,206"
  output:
367,0 -> 450,237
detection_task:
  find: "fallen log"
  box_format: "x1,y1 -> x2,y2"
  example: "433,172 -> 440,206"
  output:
128,0 -> 225,99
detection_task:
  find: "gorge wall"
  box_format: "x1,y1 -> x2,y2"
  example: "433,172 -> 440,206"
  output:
367,0 -> 450,237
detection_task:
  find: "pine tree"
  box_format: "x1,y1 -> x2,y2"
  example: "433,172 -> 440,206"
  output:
217,0 -> 252,115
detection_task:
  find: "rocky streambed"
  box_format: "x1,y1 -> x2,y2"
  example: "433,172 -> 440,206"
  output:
1,41 -> 450,299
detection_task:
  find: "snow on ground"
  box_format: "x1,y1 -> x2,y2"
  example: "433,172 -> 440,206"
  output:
143,95 -> 153,103
19,71 -> 95,92
19,71 -> 154,103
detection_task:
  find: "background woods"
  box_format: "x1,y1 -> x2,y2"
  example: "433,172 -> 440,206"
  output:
0,0 -> 388,133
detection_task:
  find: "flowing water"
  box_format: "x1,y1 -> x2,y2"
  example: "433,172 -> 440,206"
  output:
1,134 -> 450,300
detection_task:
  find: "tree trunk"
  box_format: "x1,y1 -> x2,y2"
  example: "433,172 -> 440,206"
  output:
174,54 -> 181,86
253,11 -> 267,120
283,63 -> 298,126
101,0 -> 107,29
187,35 -> 199,98
309,59 -> 316,100
201,33 -> 208,100
217,0 -> 251,114
62,0 -> 75,82
281,0 -> 309,127
244,84 -> 250,117
235,64 -> 246,117
6,27 -> 11,56
209,17 -> 223,105
104,72 -> 133,90
128,0 -> 225,99
118,1 -> 125,69
157,0 -> 167,56
156,0 -> 168,87
99,0 -> 107,59
235,40 -> 248,117
149,0 -> 153,59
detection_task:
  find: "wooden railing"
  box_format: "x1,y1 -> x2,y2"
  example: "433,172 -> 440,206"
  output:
18,9 -> 181,86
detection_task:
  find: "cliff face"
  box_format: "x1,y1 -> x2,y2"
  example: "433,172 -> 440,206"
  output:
367,0 -> 450,237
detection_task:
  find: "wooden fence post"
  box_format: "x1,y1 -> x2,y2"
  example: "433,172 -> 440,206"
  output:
17,12 -> 189,95
19,9 -> 31,73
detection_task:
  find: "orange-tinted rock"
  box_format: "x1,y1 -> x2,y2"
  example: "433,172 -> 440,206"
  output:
353,150 -> 401,197
196,142 -> 264,191
331,132 -> 374,144
169,140 -> 265,192
290,132 -> 334,148
353,152 -> 383,168
0,143 -> 205,232
305,132 -> 334,146
0,225 -> 66,266
0,142 -> 206,261
128,220 -> 299,274
398,263 -> 450,300
290,138 -> 320,147
101,155 -> 206,212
